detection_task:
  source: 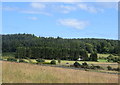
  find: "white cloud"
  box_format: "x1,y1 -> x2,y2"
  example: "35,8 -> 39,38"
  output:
58,19 -> 89,30
55,3 -> 104,14
30,2 -> 46,9
3,5 -> 51,16
60,5 -> 76,10
77,4 -> 104,13
28,16 -> 38,20
21,10 -> 52,16
59,5 -> 76,14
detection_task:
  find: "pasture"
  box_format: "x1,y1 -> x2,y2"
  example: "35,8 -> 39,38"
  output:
2,61 -> 118,83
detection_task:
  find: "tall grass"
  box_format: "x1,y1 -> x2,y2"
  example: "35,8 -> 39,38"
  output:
2,61 -> 118,83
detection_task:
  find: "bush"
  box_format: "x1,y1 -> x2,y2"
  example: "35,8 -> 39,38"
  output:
58,59 -> 61,64
113,57 -> 119,62
7,57 -> 17,62
82,62 -> 88,66
19,59 -> 24,62
89,64 -> 96,69
115,67 -> 120,71
112,67 -> 120,71
94,65 -> 103,69
107,66 -> 112,70
36,59 -> 45,63
73,61 -> 81,67
19,59 -> 28,63
107,56 -> 120,62
50,60 -> 56,64
80,62 -> 88,69
117,61 -> 120,64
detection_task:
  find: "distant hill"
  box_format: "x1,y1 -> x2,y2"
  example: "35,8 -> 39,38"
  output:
2,33 -> 118,54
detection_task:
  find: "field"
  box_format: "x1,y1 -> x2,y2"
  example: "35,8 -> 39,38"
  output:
2,53 -> 119,68
2,61 -> 119,83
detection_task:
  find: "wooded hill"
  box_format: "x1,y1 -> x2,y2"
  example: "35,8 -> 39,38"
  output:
2,34 -> 119,60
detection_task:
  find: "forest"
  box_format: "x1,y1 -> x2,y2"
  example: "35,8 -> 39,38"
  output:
2,33 -> 119,61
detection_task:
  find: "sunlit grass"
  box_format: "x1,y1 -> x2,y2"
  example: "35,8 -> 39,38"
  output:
2,61 -> 118,83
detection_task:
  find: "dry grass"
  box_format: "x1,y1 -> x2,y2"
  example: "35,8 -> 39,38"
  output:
2,61 -> 118,83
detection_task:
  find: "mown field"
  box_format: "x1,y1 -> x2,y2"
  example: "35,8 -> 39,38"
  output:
2,61 -> 119,83
2,53 -> 119,68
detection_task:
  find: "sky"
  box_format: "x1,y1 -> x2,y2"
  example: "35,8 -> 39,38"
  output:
2,2 -> 118,39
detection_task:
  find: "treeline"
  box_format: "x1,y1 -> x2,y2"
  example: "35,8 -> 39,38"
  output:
15,47 -> 89,61
2,33 -> 119,60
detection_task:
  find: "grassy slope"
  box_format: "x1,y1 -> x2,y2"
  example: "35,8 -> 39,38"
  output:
2,61 -> 118,83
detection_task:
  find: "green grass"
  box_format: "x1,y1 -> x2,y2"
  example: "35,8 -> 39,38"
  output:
88,53 -> 119,58
97,54 -> 119,58
44,59 -> 117,65
2,52 -> 119,65
3,58 -> 117,65
98,59 -> 107,62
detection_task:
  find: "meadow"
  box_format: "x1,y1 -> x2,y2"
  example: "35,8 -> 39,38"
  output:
2,53 -> 119,68
2,61 -> 119,83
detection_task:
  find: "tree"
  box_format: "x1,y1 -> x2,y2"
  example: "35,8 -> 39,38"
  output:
107,66 -> 112,70
107,54 -> 113,62
50,60 -> 56,64
58,59 -> 61,64
79,50 -> 89,61
90,52 -> 98,61
73,61 -> 81,67
2,34 -> 118,61
85,43 -> 93,53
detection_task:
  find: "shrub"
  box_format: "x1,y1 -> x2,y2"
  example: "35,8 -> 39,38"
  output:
116,67 -> 120,71
19,59 -> 24,62
112,67 -> 120,71
73,61 -> 81,67
66,62 -> 69,64
107,66 -> 112,70
82,62 -> 88,66
94,65 -> 103,69
117,61 -> 120,64
89,64 -> 94,69
107,56 -> 120,63
113,57 -> 118,62
50,60 -> 56,64
19,59 -> 28,63
36,59 -> 45,63
80,62 -> 89,69
58,59 -> 61,64
7,57 -> 17,62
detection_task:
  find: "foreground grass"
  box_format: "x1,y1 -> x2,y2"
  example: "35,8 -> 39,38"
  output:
2,61 -> 118,83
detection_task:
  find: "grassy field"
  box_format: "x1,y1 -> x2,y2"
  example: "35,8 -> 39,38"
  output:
2,52 -> 119,58
2,53 -> 119,70
2,61 -> 118,83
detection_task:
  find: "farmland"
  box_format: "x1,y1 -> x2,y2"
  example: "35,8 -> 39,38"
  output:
2,1 -> 120,83
2,53 -> 119,70
1,34 -> 120,83
2,61 -> 119,83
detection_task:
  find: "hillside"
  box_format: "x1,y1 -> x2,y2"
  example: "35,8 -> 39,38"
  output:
2,34 -> 118,53
2,61 -> 118,83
